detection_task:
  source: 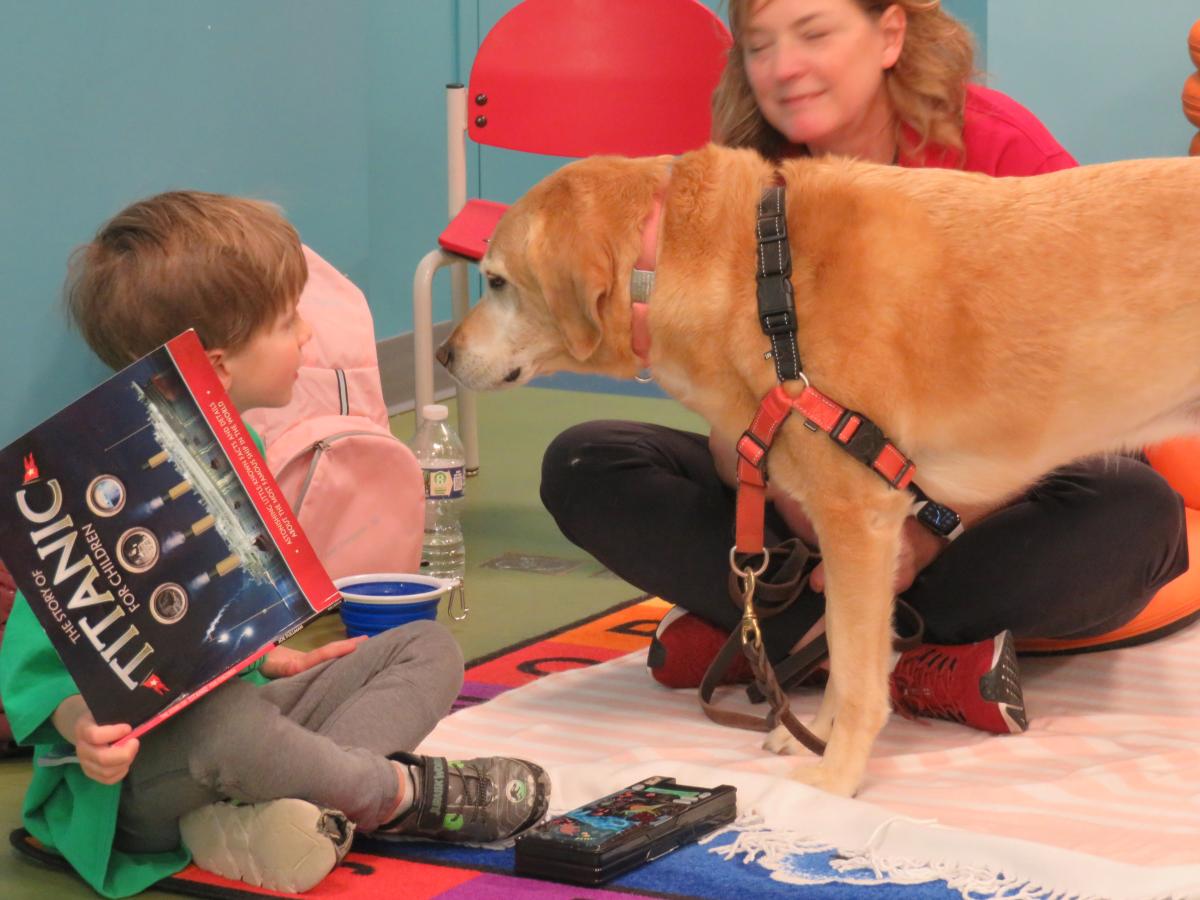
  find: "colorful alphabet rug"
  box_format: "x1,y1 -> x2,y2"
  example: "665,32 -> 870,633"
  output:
12,596 -> 1200,899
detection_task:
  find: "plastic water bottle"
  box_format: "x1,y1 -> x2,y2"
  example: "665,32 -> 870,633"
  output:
409,404 -> 466,586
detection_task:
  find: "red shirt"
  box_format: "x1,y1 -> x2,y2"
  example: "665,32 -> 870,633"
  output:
899,83 -> 1077,176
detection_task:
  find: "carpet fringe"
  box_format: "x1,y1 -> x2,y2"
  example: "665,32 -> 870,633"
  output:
703,813 -> 1104,899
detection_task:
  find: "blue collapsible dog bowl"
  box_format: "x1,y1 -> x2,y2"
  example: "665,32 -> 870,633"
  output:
334,573 -> 453,637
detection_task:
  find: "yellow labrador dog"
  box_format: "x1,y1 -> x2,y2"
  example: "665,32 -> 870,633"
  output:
438,144 -> 1200,797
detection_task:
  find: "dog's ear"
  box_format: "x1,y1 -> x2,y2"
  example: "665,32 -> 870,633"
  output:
549,274 -> 609,362
533,229 -> 612,362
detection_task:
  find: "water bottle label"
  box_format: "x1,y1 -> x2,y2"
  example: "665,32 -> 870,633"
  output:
423,465 -> 465,499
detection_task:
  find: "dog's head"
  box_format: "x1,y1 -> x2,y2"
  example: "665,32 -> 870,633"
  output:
437,155 -> 669,391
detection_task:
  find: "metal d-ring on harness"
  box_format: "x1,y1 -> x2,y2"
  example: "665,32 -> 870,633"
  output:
702,183 -> 960,755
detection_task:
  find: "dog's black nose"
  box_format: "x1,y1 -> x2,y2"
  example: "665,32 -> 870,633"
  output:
436,343 -> 453,369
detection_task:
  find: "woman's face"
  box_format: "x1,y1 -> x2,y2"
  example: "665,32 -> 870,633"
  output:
742,0 -> 905,154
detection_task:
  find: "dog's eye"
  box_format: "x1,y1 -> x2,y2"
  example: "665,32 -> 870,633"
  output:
486,273 -> 507,291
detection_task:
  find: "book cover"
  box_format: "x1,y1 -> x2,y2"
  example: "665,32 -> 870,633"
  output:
0,330 -> 339,739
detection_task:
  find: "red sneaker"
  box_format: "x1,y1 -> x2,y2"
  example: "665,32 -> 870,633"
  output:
647,608 -> 750,688
890,630 -> 1028,734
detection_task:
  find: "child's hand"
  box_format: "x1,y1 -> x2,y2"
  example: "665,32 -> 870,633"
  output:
261,636 -> 368,679
74,717 -> 140,784
52,694 -> 139,784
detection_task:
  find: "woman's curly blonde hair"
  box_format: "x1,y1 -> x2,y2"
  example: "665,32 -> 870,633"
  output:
712,0 -> 976,162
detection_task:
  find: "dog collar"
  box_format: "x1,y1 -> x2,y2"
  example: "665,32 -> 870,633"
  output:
630,192 -> 663,371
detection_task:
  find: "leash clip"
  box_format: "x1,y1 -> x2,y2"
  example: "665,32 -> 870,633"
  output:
446,581 -> 469,621
729,544 -> 770,580
738,572 -> 763,651
729,545 -> 769,651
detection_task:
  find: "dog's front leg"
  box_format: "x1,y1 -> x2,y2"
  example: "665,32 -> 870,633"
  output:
770,478 -> 909,797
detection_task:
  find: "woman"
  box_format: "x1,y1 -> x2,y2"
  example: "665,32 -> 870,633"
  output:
714,0 -> 1076,173
540,0 -> 1188,734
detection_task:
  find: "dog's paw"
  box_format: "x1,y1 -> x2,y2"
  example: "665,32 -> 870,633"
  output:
763,723 -> 805,755
788,761 -> 861,798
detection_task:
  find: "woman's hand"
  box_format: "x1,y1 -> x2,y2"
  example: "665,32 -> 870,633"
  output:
53,695 -> 139,784
261,636 -> 368,679
892,517 -> 947,593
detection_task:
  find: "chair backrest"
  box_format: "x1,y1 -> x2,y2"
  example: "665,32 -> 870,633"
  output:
467,0 -> 732,158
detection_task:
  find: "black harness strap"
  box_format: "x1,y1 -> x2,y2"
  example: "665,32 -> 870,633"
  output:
756,186 -> 802,383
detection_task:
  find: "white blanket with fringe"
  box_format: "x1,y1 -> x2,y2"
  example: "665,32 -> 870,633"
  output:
420,620 -> 1200,899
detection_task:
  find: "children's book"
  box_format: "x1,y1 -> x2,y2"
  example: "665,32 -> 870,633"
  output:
0,330 -> 340,740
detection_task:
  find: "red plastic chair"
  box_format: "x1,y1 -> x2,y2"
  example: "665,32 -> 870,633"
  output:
411,0 -> 732,470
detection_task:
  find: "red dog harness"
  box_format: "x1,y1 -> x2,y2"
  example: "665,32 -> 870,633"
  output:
734,383 -> 915,555
630,182 -> 958,559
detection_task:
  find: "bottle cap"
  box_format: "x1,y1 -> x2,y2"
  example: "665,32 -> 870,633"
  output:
422,404 -> 449,422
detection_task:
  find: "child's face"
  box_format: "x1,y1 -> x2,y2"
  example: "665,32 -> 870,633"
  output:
214,298 -> 312,411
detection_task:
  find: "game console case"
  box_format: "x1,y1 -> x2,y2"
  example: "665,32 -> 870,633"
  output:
514,776 -> 737,885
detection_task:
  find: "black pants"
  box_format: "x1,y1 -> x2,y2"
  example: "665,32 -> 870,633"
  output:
541,421 -> 1189,661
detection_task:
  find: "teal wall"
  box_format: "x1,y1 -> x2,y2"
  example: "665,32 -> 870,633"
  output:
0,0 -> 456,446
986,0 -> 1197,163
0,1 -> 1194,446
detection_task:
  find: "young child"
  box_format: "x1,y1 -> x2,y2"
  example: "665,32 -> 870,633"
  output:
0,191 -> 550,898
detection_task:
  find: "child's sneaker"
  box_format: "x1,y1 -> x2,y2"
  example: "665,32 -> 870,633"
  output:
179,798 -> 353,893
647,607 -> 750,688
890,630 -> 1028,734
383,753 -> 550,842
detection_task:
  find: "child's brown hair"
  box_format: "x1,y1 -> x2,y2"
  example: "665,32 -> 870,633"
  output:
65,190 -> 307,369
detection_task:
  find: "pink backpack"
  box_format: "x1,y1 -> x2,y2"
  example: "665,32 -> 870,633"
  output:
244,247 -> 424,582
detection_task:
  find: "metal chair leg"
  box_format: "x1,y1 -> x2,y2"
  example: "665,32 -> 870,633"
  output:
412,248 -> 455,437
449,260 -> 479,474
411,249 -> 480,474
